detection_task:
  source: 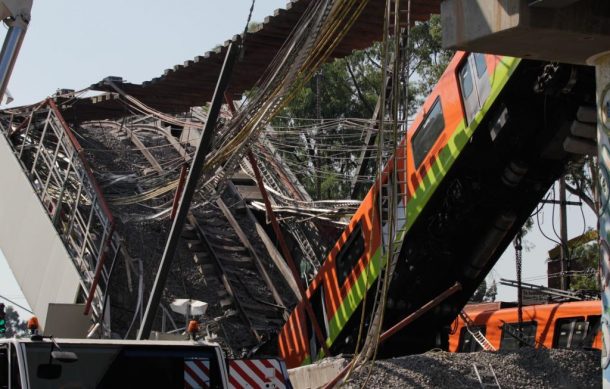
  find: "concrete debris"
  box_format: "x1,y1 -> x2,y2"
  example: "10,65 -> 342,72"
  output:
289,357 -> 349,389
344,349 -> 601,389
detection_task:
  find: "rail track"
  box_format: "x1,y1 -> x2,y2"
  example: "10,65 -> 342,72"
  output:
182,192 -> 288,348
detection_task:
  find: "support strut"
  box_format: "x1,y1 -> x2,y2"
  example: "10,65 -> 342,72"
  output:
246,150 -> 331,358
223,92 -> 331,357
137,42 -> 239,340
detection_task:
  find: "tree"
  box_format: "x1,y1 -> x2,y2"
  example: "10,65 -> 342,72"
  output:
569,236 -> 600,292
564,155 -> 599,215
0,305 -> 27,338
469,279 -> 488,303
562,157 -> 600,291
272,15 -> 453,200
274,57 -> 378,200
484,280 -> 498,302
469,279 -> 498,303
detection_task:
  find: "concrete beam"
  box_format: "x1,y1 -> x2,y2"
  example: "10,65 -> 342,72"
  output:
441,0 -> 610,64
0,134 -> 81,329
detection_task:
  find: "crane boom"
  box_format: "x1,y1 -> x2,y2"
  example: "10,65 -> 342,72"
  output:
0,0 -> 31,103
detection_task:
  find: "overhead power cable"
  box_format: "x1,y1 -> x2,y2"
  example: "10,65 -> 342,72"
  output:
0,293 -> 33,314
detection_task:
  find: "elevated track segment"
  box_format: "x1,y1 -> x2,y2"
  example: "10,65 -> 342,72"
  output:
278,51 -> 596,367
43,0 -> 440,123
0,0 -> 441,333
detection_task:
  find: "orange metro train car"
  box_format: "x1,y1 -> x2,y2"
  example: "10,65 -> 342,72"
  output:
449,300 -> 602,352
278,48 -> 596,368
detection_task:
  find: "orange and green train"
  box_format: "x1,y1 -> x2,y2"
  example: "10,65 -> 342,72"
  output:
278,51 -> 596,368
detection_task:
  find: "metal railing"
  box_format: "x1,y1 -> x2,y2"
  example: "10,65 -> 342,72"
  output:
0,99 -> 117,321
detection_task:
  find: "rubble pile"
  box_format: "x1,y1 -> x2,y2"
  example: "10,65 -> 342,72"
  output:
345,348 -> 601,388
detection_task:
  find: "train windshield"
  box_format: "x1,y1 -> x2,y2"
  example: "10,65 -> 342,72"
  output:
23,342 -> 222,388
500,321 -> 537,350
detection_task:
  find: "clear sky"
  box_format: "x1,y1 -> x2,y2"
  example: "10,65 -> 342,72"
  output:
492,186 -> 597,300
0,0 -> 288,319
0,0 -> 598,320
6,0 -> 288,106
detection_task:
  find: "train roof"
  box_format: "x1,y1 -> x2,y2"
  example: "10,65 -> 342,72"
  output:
464,300 -> 602,315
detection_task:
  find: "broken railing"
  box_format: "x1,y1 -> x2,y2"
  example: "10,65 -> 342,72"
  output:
0,99 -> 117,322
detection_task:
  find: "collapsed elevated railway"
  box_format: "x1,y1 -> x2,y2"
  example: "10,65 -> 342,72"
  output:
0,105 -> 319,355
0,2 -> 602,384
278,53 -> 597,367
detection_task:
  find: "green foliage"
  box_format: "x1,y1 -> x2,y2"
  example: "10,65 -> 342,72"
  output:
273,49 -> 381,200
273,16 -> 454,200
406,15 -> 454,110
0,305 -> 27,338
469,279 -> 498,303
470,279 -> 488,303
569,239 -> 600,292
247,21 -> 262,33
564,156 -> 599,214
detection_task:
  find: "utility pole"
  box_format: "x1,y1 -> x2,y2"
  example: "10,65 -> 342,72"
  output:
559,177 -> 569,291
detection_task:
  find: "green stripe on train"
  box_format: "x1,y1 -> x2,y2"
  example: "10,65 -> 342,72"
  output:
305,56 -> 520,364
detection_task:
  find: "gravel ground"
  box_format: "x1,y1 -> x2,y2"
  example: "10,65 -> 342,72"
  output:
345,348 -> 601,388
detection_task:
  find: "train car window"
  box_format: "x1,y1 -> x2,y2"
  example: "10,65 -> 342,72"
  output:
458,326 -> 487,352
459,59 -> 478,124
500,321 -> 537,351
471,53 -> 491,111
459,53 -> 491,124
554,317 -> 587,349
459,65 -> 474,98
412,98 -> 445,169
474,53 -> 487,78
305,286 -> 329,360
335,222 -> 365,287
584,315 -> 601,348
311,286 -> 329,340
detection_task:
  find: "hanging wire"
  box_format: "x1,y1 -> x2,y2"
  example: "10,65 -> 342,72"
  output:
536,207 -> 561,246
345,1 -> 413,387
242,0 -> 256,40
515,230 -> 523,338
341,1 -> 395,384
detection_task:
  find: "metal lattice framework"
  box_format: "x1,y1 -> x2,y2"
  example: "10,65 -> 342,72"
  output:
0,100 -> 118,323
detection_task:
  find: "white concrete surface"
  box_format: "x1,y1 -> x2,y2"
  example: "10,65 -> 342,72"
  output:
0,134 -> 81,329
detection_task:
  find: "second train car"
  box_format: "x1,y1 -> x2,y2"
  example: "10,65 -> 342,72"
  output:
450,300 -> 602,352
278,51 -> 595,368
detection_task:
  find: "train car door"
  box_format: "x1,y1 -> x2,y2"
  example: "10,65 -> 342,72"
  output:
459,53 -> 491,124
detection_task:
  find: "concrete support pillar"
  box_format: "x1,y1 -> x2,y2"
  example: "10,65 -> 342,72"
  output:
589,51 -> 610,387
